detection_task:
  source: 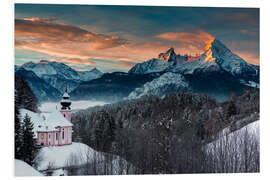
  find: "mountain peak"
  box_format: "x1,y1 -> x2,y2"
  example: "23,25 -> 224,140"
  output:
158,47 -> 176,62
200,38 -> 231,62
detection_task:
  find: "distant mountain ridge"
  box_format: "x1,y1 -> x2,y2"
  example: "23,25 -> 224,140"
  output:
16,60 -> 103,101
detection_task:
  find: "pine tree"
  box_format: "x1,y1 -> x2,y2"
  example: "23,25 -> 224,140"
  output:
22,114 -> 37,165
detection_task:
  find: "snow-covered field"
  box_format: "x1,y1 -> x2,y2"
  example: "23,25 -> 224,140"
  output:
35,142 -> 97,171
34,142 -> 135,175
40,100 -> 108,112
15,159 -> 43,176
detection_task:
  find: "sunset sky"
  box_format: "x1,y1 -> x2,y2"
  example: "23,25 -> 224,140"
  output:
15,4 -> 259,72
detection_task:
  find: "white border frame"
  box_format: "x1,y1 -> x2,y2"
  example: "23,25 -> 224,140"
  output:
1,0 -> 269,179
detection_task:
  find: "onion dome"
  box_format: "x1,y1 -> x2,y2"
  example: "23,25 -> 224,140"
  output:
61,87 -> 71,110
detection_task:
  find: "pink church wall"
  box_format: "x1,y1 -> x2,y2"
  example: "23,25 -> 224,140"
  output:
37,127 -> 72,146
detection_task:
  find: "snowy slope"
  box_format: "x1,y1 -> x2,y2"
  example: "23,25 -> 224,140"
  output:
171,59 -> 221,75
34,142 -> 135,175
128,58 -> 168,74
127,72 -> 190,99
208,39 -> 258,77
15,159 -> 43,176
34,142 -> 95,171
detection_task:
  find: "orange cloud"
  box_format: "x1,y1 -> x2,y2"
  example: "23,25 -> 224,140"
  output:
156,29 -> 214,51
15,18 -> 126,50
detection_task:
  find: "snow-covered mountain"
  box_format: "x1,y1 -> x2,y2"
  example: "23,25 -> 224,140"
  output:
129,39 -> 259,84
127,72 -> 190,99
18,60 -> 103,94
127,39 -> 259,101
172,39 -> 259,82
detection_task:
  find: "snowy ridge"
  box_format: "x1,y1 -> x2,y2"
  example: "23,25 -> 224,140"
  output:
128,58 -> 168,74
127,72 -> 190,99
22,60 -> 103,82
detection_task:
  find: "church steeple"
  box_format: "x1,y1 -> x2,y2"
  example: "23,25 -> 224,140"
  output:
61,87 -> 71,110
60,87 -> 72,121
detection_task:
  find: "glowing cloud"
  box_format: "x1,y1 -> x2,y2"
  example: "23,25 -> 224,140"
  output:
156,29 -> 215,53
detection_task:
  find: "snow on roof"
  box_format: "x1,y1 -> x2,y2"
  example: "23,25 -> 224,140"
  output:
62,92 -> 70,98
46,110 -> 73,127
15,159 -> 43,176
19,109 -> 72,137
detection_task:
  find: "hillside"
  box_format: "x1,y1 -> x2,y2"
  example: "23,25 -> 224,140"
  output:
71,88 -> 259,174
34,142 -> 135,175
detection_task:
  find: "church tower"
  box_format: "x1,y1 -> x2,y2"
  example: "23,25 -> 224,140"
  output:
60,87 -> 72,122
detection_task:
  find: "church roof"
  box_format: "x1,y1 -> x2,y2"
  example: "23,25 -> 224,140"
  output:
20,109 -> 73,136
45,111 -> 73,127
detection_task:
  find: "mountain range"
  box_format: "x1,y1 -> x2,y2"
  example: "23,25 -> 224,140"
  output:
15,60 -> 103,102
15,38 -> 259,102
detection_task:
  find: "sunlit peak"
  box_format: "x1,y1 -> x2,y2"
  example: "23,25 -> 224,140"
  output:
201,38 -> 216,62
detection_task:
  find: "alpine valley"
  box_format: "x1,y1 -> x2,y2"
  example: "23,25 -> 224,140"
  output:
15,38 -> 259,103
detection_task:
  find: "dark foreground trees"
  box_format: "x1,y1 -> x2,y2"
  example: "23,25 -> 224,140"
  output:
15,76 -> 38,165
15,113 -> 38,165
